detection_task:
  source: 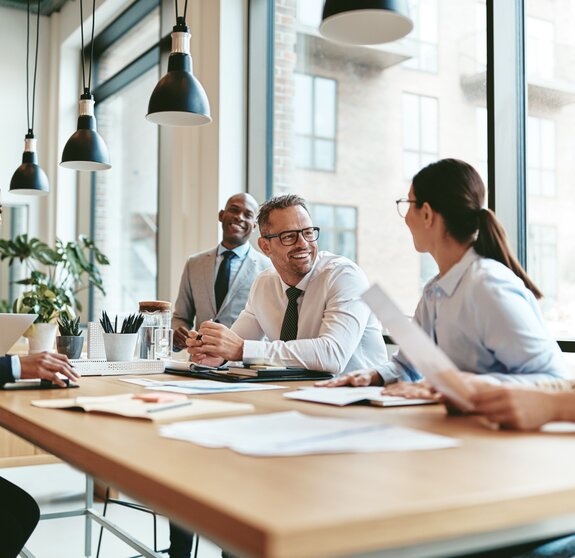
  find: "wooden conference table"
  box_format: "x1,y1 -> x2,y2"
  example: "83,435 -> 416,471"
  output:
2,375 -> 575,558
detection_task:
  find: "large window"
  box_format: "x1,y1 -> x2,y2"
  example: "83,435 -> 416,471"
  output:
270,0 -> 487,315
89,1 -> 161,317
525,0 -> 575,338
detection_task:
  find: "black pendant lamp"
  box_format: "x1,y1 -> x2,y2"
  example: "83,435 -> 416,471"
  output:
146,0 -> 211,126
61,0 -> 111,171
10,0 -> 49,196
319,0 -> 413,46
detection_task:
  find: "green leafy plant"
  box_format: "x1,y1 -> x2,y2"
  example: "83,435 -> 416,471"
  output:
0,234 -> 109,324
58,314 -> 82,337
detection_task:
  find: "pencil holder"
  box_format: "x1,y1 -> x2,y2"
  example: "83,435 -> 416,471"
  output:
102,332 -> 138,362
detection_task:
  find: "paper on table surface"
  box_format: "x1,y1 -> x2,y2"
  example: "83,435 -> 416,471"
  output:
31,393 -> 254,422
284,387 -> 437,407
120,378 -> 285,395
159,410 -> 460,456
362,284 -> 475,411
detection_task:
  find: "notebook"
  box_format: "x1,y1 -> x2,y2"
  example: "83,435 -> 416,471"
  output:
164,361 -> 333,383
0,313 -> 37,355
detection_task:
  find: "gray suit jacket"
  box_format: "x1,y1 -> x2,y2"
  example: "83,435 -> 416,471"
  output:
172,244 -> 272,330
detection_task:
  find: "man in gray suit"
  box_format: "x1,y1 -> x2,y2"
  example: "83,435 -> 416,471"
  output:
169,192 -> 270,558
172,192 -> 271,350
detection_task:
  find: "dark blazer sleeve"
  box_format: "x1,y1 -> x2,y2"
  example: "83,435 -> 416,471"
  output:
0,355 -> 15,386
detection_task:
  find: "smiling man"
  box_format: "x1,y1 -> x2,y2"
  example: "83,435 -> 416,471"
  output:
187,194 -> 388,373
172,193 -> 271,349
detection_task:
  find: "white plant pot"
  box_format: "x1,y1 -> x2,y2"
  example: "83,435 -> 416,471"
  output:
102,332 -> 138,362
27,323 -> 58,354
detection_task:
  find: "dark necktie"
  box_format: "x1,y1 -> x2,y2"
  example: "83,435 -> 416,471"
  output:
280,287 -> 303,342
215,251 -> 235,311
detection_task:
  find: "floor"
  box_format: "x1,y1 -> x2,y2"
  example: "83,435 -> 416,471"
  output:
0,463 -> 222,558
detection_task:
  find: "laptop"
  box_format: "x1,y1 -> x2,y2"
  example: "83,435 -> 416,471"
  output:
0,313 -> 37,355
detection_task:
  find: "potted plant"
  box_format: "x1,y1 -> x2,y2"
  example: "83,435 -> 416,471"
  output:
0,234 -> 109,353
56,314 -> 84,359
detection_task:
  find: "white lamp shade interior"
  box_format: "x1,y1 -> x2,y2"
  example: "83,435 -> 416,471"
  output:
146,111 -> 212,127
319,9 -> 413,45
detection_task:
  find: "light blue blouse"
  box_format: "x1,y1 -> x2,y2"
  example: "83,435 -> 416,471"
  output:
378,248 -> 568,385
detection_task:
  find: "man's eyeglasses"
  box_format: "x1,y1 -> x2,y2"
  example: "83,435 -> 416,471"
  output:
262,226 -> 320,246
395,198 -> 418,218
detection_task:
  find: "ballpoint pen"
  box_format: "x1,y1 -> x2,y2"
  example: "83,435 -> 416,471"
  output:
146,400 -> 194,414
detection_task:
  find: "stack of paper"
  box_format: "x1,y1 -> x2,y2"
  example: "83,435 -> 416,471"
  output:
120,378 -> 285,395
160,411 -> 460,456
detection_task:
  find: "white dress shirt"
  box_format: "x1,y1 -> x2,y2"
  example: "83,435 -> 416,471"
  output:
214,242 -> 250,286
379,247 -> 568,385
231,251 -> 388,374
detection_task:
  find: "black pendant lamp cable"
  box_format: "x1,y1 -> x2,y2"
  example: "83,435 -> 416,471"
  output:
10,0 -> 49,195
26,0 -> 41,138
79,0 -> 96,97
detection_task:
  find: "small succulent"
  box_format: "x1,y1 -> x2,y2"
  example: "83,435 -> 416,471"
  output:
58,314 -> 82,337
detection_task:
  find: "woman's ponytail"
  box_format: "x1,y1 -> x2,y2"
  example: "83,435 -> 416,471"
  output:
474,208 -> 543,299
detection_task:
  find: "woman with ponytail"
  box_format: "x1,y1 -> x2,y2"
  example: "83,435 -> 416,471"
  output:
320,158 -> 567,389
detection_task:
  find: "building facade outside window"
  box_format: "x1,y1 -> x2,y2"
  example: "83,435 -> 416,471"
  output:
308,203 -> 357,261
294,73 -> 337,172
402,92 -> 439,180
403,0 -> 439,73
271,0 -> 486,315
527,116 -> 555,198
525,0 -> 575,338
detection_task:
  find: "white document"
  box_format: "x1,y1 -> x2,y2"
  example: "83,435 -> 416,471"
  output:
362,284 -> 475,411
159,411 -> 460,456
284,387 -> 437,407
120,377 -> 285,394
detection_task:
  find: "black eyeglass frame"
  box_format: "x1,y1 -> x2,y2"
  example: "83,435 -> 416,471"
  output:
395,198 -> 418,218
262,226 -> 321,246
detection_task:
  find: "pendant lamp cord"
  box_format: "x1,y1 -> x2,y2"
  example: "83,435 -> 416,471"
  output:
26,0 -> 41,135
79,0 -> 97,95
174,0 -> 189,21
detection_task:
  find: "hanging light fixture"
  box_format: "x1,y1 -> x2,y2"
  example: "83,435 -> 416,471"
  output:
146,0 -> 211,126
61,0 -> 111,171
319,0 -> 413,46
10,0 -> 49,196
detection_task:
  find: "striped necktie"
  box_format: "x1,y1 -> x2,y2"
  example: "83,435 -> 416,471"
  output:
280,287 -> 303,341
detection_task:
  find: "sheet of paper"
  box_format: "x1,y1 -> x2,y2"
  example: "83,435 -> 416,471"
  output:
362,284 -> 475,411
120,377 -> 285,394
159,411 -> 460,456
284,387 -> 436,407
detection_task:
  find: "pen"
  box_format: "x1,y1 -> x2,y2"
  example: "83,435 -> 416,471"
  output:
146,400 -> 193,414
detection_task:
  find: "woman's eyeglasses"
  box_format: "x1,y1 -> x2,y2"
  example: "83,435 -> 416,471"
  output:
395,198 -> 418,218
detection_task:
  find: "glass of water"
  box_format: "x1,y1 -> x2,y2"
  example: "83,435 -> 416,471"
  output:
154,328 -> 173,360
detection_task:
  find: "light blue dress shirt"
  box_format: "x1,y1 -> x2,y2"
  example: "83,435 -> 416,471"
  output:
214,242 -> 250,287
11,355 -> 21,380
378,248 -> 567,385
